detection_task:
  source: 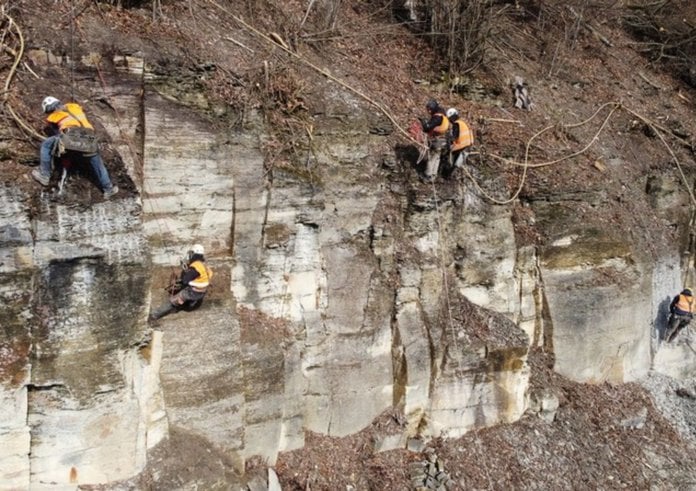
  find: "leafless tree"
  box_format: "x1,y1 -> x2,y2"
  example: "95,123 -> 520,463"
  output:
395,0 -> 504,76
623,0 -> 696,87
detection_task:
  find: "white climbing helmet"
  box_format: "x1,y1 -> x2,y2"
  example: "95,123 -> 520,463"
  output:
41,96 -> 61,114
192,244 -> 205,255
446,107 -> 459,119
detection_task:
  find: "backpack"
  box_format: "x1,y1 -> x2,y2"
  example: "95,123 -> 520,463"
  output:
59,127 -> 99,156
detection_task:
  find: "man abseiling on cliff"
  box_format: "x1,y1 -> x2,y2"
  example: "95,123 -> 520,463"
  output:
420,99 -> 450,182
149,244 -> 213,321
31,96 -> 119,199
665,288 -> 695,343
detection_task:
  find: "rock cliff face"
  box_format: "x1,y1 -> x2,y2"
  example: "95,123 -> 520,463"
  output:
2,1 -> 696,488
0,53 -> 531,487
0,179 -> 165,486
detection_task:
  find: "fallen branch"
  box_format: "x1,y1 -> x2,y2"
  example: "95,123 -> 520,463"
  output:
677,91 -> 691,103
224,35 -> 254,53
204,0 -> 423,149
568,6 -> 613,47
638,71 -> 662,90
485,118 -> 521,124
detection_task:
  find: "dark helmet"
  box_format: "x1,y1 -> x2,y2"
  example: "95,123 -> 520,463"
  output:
683,288 -> 693,296
425,99 -> 438,112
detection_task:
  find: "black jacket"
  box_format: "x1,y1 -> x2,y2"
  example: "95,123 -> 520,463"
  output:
421,107 -> 447,133
180,254 -> 204,285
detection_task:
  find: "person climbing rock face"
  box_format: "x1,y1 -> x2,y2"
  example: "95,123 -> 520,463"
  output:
445,107 -> 474,174
31,96 -> 119,199
420,99 -> 450,182
665,288 -> 695,342
149,244 -> 213,322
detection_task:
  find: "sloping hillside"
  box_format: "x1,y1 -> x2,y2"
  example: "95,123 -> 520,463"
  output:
2,0 -> 696,489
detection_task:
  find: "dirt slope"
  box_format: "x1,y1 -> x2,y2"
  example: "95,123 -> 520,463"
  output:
4,0 -> 696,489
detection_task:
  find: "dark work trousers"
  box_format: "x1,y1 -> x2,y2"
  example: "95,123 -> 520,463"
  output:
666,313 -> 691,342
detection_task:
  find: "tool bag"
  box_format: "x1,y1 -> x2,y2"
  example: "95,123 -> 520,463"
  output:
59,127 -> 99,155
58,105 -> 99,156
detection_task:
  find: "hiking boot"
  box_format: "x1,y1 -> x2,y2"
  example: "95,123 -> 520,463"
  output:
32,169 -> 50,186
149,302 -> 176,322
103,185 -> 119,199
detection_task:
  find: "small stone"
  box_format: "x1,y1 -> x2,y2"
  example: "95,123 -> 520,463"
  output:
620,407 -> 648,430
410,471 -> 426,482
408,438 -> 426,452
435,471 -> 449,482
411,478 -> 427,487
424,475 -> 437,488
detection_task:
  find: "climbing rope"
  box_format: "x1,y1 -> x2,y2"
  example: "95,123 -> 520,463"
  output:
203,0 -> 427,153
199,0 -> 696,347
430,99 -> 696,355
464,102 -> 619,205
69,0 -> 76,101
429,177 -> 464,372
93,57 -> 183,273
66,11 -> 183,281
464,101 -> 696,208
201,0 -> 696,213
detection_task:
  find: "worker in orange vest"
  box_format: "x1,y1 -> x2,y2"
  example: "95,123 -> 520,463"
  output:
32,96 -> 118,199
420,99 -> 450,182
149,244 -> 213,321
665,288 -> 695,342
445,107 -> 474,172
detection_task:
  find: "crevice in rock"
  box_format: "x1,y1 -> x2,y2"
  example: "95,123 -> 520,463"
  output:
360,267 -> 379,333
260,184 -> 272,250
231,186 -> 237,255
391,313 -> 407,407
536,249 -> 555,358
26,382 -> 68,393
531,248 -> 543,348
424,299 -> 438,402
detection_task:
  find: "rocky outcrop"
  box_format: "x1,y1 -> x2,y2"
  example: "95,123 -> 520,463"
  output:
0,178 -> 165,487
3,40 -> 696,489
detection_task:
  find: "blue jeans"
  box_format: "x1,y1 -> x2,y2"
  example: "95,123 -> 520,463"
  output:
40,135 -> 114,191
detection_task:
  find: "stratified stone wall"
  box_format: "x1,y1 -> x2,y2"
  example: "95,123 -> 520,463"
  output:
6,43 -> 696,490
27,196 -> 165,486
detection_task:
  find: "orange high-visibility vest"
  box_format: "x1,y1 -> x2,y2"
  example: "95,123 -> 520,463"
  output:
451,119 -> 474,150
676,294 -> 695,313
428,112 -> 450,137
188,260 -> 212,289
46,103 -> 94,131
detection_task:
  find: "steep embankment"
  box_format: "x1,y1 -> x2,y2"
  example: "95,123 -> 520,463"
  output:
2,1 -> 696,490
